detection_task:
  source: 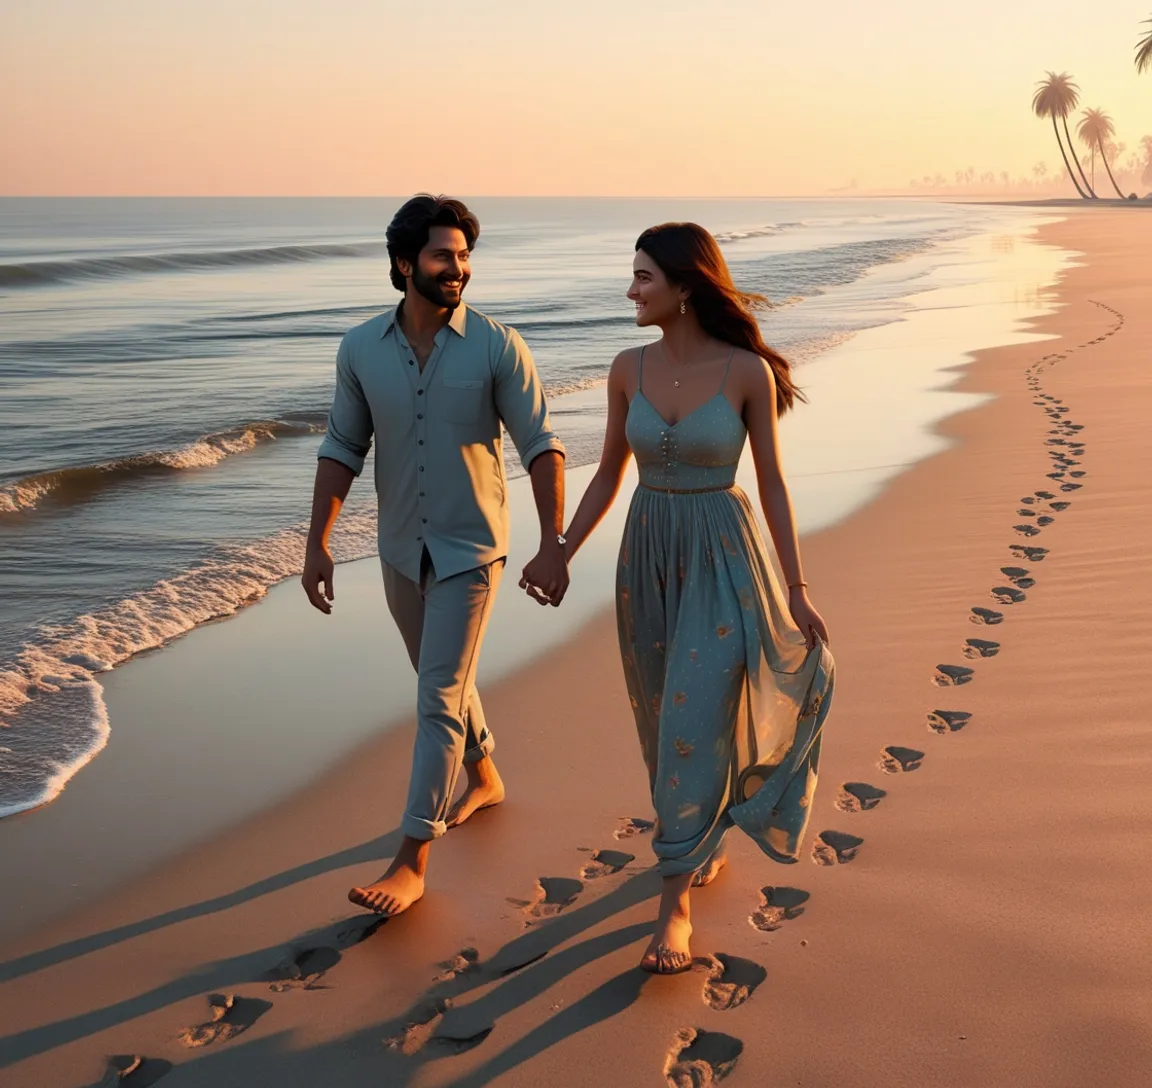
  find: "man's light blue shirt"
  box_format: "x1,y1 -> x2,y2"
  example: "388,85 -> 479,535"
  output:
317,302 -> 566,583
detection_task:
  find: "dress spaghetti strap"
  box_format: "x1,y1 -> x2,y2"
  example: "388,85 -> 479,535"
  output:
719,345 -> 737,393
637,344 -> 646,394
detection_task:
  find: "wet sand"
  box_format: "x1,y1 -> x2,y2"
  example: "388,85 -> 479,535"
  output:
3,209 -> 1152,1087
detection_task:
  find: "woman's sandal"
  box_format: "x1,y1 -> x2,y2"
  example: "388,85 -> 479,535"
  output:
641,944 -> 694,975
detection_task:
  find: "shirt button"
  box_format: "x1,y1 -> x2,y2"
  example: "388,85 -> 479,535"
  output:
419,491 -> 425,497
417,413 -> 423,420
418,440 -> 424,446
417,389 -> 424,396
409,359 -> 415,366
421,518 -> 427,524
419,466 -> 424,472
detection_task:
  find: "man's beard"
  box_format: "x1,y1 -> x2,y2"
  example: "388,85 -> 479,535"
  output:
411,265 -> 469,310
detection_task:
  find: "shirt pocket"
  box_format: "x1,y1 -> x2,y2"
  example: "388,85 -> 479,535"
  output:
439,378 -> 486,424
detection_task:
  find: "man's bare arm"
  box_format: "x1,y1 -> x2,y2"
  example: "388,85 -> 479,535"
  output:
302,458 -> 356,614
520,450 -> 568,606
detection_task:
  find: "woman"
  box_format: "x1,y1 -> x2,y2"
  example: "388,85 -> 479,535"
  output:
561,223 -> 835,974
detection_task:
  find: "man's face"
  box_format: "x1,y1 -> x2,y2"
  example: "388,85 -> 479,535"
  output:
406,225 -> 471,309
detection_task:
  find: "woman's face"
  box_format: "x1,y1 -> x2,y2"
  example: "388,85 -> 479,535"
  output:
627,250 -> 685,327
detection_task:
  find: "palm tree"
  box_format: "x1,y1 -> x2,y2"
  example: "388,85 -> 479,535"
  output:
1078,108 -> 1126,198
1032,72 -> 1095,198
1136,15 -> 1152,73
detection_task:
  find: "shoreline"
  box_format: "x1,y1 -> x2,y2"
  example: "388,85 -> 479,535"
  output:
0,214 -> 1068,945
8,207 -> 1152,1085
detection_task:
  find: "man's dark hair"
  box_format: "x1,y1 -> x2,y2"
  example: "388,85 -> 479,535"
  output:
385,194 -> 480,292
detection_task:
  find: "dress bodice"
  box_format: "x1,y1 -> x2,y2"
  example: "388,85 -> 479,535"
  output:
626,389 -> 746,492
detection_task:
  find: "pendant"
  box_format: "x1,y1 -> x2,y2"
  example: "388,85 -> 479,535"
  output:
673,380 -> 680,388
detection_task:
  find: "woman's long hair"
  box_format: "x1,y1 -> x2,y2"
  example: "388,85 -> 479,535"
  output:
635,223 -> 804,416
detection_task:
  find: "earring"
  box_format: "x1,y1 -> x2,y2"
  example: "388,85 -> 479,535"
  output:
679,301 -> 686,315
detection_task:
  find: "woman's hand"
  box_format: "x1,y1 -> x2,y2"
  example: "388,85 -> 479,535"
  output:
788,586 -> 830,649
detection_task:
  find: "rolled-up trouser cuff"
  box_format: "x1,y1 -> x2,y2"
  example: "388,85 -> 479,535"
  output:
401,812 -> 448,841
462,729 -> 495,764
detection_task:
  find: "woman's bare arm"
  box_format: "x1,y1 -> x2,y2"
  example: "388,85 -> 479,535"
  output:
562,350 -> 636,558
742,355 -> 830,647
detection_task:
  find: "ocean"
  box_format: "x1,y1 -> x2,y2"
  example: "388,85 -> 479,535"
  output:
0,196 -> 1047,819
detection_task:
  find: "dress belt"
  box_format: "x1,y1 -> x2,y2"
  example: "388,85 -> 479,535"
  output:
639,482 -> 735,495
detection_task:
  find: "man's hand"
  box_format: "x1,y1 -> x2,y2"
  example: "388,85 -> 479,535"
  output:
302,543 -> 335,614
519,540 -> 569,607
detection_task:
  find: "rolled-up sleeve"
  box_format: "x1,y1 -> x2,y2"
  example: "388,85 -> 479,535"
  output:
493,328 -> 566,470
317,334 -> 373,475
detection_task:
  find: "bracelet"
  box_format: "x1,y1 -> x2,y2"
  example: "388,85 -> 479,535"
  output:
787,580 -> 808,589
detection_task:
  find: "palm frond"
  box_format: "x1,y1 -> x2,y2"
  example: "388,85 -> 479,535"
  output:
1137,16 -> 1152,73
1032,71 -> 1080,120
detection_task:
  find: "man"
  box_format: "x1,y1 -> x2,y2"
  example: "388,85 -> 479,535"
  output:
302,194 -> 568,917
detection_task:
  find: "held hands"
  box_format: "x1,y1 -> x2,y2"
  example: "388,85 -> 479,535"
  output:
788,585 -> 830,650
302,543 -> 335,614
519,538 -> 570,607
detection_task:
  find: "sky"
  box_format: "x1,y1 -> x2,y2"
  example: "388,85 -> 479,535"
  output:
2,0 -> 1150,196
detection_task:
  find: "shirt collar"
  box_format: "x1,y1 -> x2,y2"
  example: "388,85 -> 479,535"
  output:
380,301 -> 469,340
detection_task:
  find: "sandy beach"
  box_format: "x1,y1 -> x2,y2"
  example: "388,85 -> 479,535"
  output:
2,207 -> 1151,1087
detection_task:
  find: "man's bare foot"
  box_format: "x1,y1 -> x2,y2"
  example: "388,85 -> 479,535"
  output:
348,837 -> 428,917
446,756 -> 505,828
691,846 -> 728,888
640,874 -> 694,974
348,865 -> 424,917
640,913 -> 694,974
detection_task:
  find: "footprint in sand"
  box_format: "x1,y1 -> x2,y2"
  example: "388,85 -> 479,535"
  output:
180,994 -> 272,1048
1011,545 -> 1048,562
991,586 -> 1026,605
1017,509 -> 1037,518
1049,501 -> 1071,512
812,830 -> 863,866
430,1005 -> 497,1055
1013,524 -> 1042,537
1069,471 -> 1086,478
970,607 -> 1004,626
879,746 -> 924,774
1000,567 -> 1034,589
927,710 -> 972,735
748,886 -> 810,932
1046,472 -> 1066,481
1019,496 -> 1036,505
433,947 -> 480,983
579,849 -> 636,880
383,996 -> 455,1056
1061,482 -> 1082,492
836,782 -> 887,812
508,877 -> 584,923
267,945 -> 342,992
933,664 -> 974,687
93,1056 -> 173,1087
697,954 -> 767,1011
614,816 -> 655,840
664,1028 -> 743,1088
964,638 -> 1000,659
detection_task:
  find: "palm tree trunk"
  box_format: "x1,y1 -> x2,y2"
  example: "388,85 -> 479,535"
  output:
1098,139 -> 1126,198
1052,117 -> 1089,198
1062,115 -> 1097,197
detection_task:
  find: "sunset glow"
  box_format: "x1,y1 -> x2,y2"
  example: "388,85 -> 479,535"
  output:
4,0 -> 1151,196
